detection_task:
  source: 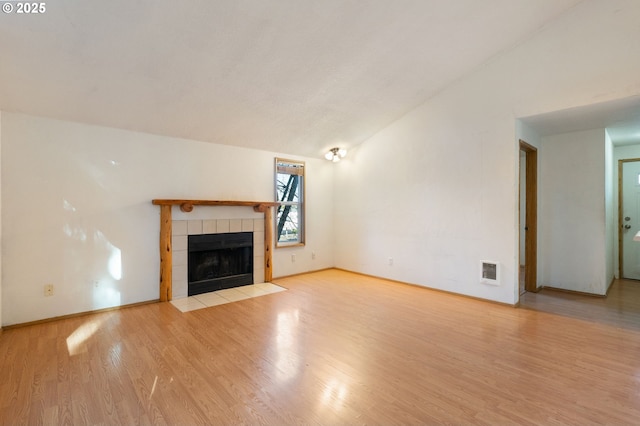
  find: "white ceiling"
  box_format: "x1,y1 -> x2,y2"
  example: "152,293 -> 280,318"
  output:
0,0 -> 586,158
521,96 -> 640,146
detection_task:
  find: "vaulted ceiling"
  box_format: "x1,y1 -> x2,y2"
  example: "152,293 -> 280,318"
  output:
0,0 -> 585,158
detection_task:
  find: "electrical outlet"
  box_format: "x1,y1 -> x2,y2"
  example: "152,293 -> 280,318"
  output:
291,254 -> 296,262
44,284 -> 54,296
388,257 -> 394,266
312,251 -> 316,260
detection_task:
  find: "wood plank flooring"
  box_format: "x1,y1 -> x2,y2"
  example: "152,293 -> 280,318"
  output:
1,269 -> 640,425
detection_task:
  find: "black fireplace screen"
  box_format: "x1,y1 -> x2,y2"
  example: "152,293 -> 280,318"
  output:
188,232 -> 253,296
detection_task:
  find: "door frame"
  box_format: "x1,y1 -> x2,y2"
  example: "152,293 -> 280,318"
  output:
617,158 -> 640,279
520,140 -> 538,293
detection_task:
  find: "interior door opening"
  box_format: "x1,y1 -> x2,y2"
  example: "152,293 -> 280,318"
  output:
519,150 -> 526,295
519,140 -> 538,296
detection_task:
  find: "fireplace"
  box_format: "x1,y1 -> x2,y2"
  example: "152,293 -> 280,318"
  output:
188,232 -> 253,296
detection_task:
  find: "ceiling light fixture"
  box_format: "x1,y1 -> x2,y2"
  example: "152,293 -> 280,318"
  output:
325,147 -> 347,162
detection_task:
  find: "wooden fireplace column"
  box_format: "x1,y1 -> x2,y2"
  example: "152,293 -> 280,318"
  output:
152,199 -> 279,302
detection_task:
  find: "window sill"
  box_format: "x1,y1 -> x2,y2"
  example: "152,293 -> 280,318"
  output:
275,242 -> 305,249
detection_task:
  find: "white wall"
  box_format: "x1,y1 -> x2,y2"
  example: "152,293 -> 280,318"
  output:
0,111 -> 2,329
540,129 -> 607,294
604,130 -> 615,287
333,0 -> 640,304
0,113 -> 334,326
613,144 -> 640,161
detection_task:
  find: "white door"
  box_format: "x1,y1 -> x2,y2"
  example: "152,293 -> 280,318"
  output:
621,160 -> 640,279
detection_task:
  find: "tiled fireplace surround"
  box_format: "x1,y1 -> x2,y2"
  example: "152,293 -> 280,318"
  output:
171,217 -> 265,299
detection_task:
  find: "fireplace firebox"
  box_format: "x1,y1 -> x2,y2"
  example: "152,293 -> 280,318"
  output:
188,232 -> 253,296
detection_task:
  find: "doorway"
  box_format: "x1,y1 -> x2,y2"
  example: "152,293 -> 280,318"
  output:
519,140 -> 538,295
619,159 -> 640,280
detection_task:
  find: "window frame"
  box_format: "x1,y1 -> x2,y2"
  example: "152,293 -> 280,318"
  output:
274,158 -> 305,248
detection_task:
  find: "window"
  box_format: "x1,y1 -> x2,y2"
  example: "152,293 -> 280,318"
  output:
275,158 -> 304,247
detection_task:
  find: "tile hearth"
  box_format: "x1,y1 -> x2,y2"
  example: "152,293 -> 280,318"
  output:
170,283 -> 286,312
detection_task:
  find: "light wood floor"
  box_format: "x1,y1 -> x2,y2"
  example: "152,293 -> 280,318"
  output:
2,269 -> 640,425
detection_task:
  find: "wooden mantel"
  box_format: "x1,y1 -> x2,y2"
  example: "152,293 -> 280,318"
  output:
152,199 -> 279,302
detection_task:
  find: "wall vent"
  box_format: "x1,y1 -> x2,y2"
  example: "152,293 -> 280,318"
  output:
480,261 -> 500,286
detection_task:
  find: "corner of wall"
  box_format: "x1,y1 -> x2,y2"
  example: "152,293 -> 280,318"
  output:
604,130 -> 615,287
0,110 -> 3,329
